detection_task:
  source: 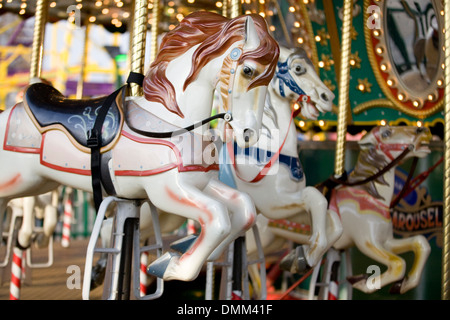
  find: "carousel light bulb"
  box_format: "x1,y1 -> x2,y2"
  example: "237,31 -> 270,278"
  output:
380,64 -> 387,71
380,119 -> 387,126
315,35 -> 321,42
123,12 -> 130,18
319,120 -> 325,127
297,37 -> 304,44
215,1 -> 222,7
398,94 -> 404,101
428,94 -> 434,101
167,7 -> 174,14
358,84 -> 365,91
259,0 -> 265,3
117,1 -> 123,7
102,8 -> 109,14
294,103 -> 300,110
299,121 -> 305,127
289,6 -> 295,12
168,1 -> 175,6
76,3 -> 82,9
387,79 -> 393,86
50,2 -> 56,7
89,16 -> 96,22
413,100 -> 419,107
20,3 -> 26,8
294,21 -> 301,28
19,8 -> 25,14
187,0 -> 195,3
318,61 -> 325,68
303,0 -> 309,4
417,121 -> 423,127
269,25 -> 276,32
437,79 -> 443,86
95,1 -> 102,6
259,12 -> 265,17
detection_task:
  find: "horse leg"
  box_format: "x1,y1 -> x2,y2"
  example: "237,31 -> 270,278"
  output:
146,178 -> 232,281
385,235 -> 431,294
349,239 -> 406,294
17,196 -> 35,249
292,187 -> 333,268
204,179 -> 256,261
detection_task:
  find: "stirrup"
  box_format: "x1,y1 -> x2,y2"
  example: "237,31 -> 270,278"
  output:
82,197 -> 164,300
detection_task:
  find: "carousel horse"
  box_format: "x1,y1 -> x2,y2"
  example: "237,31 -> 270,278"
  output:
237,46 -> 342,272
0,11 -> 279,282
251,125 -> 432,296
90,45 -> 339,293
329,125 -> 432,294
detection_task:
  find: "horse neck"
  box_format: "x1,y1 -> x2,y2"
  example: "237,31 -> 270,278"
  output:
375,166 -> 397,205
261,85 -> 298,157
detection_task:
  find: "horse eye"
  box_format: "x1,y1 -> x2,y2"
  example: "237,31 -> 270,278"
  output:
293,63 -> 306,75
381,129 -> 392,139
242,66 -> 254,78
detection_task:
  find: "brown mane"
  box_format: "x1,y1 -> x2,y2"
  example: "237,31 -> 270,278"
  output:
347,147 -> 390,200
142,11 -> 279,118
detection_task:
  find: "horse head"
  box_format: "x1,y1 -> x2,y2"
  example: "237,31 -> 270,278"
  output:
217,15 -> 280,148
272,46 -> 334,120
358,126 -> 432,162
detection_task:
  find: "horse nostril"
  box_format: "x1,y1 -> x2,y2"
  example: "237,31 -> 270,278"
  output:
243,128 -> 255,143
320,93 -> 329,102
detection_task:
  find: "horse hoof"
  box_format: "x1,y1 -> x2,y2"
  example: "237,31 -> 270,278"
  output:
91,258 -> 107,290
170,234 -> 198,254
147,252 -> 178,279
389,279 -> 404,294
346,273 -> 368,285
280,246 -> 308,274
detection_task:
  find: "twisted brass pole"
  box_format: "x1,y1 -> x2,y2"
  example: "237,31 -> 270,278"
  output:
334,0 -> 353,177
149,0 -> 160,63
130,0 -> 148,96
76,22 -> 90,99
230,0 -> 241,19
29,0 -> 48,82
222,0 -> 228,18
443,0 -> 450,300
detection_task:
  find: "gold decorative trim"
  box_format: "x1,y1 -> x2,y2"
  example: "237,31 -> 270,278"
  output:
364,0 -> 445,119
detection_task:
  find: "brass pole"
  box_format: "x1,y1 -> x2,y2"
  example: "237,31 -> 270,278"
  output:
130,0 -> 149,96
76,22 -> 90,99
274,0 -> 292,46
29,0 -> 48,81
230,0 -> 241,19
443,0 -> 450,300
149,0 -> 160,63
222,0 -> 228,18
334,0 -> 353,178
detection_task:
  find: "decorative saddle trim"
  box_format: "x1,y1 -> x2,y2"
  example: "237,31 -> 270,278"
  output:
23,83 -> 124,154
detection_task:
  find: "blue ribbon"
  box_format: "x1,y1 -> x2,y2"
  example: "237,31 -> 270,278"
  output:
275,61 -> 307,98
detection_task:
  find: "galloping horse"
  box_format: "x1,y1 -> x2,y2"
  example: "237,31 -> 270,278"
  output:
330,126 -> 432,294
238,46 -> 342,271
0,11 -> 279,282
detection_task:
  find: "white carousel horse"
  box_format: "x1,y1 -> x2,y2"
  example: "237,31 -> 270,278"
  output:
253,126 -> 432,297
329,125 -> 432,294
91,45 -> 339,294
0,11 -> 279,282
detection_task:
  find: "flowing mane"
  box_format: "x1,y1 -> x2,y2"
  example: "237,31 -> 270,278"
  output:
143,11 -> 279,118
347,147 -> 390,200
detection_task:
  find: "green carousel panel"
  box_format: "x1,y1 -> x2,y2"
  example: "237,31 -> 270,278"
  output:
296,0 -> 445,128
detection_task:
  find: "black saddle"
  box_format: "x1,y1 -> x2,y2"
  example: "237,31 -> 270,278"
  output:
24,83 -> 122,148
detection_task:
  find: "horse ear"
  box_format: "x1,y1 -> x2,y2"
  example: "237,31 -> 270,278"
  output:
243,16 -> 260,51
358,130 -> 376,150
